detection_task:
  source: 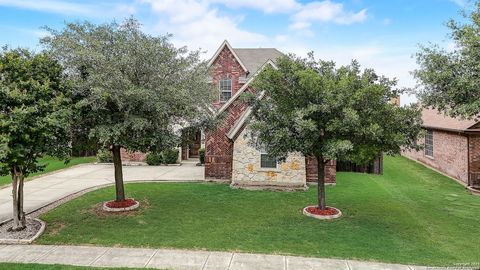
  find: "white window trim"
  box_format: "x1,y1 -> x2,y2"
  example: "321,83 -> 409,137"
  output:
260,150 -> 278,169
219,77 -> 232,102
424,129 -> 434,158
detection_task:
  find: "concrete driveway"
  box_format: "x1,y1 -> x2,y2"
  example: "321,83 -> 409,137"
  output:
0,161 -> 204,223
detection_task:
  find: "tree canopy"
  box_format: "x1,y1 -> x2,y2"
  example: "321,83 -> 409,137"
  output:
0,48 -> 72,230
248,54 -> 422,209
42,18 -> 215,153
41,18 -> 216,201
414,1 -> 480,118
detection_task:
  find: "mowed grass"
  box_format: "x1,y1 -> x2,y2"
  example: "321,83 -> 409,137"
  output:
37,156 -> 480,266
0,156 -> 96,187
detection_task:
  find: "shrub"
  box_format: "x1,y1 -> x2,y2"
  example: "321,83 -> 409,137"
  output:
199,148 -> 205,164
146,152 -> 163,166
162,148 -> 179,164
96,149 -> 112,163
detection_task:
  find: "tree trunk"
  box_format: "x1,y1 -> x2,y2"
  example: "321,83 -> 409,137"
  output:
112,145 -> 125,202
10,165 -> 26,231
316,156 -> 327,210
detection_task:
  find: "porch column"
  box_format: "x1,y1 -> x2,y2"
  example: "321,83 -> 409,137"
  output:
177,146 -> 182,164
200,129 -> 206,149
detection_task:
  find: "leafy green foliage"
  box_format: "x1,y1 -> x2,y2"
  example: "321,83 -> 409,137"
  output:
96,149 -> 113,163
146,149 -> 178,165
247,54 -> 422,209
161,148 -> 179,164
414,2 -> 480,118
199,148 -> 205,164
248,54 -> 422,164
145,152 -> 163,166
41,18 -> 216,201
0,48 -> 72,177
0,48 -> 72,229
41,18 -> 216,153
71,127 -> 98,157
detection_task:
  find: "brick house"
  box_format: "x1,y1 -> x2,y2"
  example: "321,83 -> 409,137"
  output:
202,40 -> 336,189
122,40 -> 383,188
403,108 -> 480,189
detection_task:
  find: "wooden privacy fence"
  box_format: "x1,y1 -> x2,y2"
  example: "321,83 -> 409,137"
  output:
336,155 -> 383,175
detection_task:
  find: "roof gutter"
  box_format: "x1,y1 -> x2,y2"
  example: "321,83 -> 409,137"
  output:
421,125 -> 479,134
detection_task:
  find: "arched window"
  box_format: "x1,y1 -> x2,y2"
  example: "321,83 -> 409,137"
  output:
219,77 -> 232,102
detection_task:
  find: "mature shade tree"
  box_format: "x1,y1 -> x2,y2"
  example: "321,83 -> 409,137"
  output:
414,1 -> 480,118
41,18 -> 215,202
248,54 -> 422,210
0,48 -> 71,230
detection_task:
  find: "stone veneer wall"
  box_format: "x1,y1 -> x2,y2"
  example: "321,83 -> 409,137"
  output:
231,128 -> 306,188
403,129 -> 469,184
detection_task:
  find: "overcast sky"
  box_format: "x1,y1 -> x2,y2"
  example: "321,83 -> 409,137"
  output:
0,0 -> 470,105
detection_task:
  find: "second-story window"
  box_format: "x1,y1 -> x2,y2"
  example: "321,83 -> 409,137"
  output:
219,77 -> 232,102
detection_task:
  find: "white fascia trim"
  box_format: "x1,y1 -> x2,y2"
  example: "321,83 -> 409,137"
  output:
217,59 -> 277,115
227,108 -> 252,140
226,91 -> 266,140
207,40 -> 248,73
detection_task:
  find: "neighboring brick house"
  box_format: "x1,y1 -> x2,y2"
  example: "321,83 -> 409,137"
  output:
204,40 -> 336,189
403,108 -> 480,188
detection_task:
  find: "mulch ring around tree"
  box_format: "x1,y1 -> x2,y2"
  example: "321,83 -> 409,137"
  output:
102,198 -> 140,212
0,218 -> 46,244
303,205 -> 342,220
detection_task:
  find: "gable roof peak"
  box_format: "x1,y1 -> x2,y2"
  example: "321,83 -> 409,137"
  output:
207,40 -> 249,73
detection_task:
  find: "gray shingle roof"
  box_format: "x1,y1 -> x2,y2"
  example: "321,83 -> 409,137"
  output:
421,108 -> 479,132
233,48 -> 283,78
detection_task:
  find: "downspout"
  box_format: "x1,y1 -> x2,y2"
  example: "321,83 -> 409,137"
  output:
467,135 -> 471,187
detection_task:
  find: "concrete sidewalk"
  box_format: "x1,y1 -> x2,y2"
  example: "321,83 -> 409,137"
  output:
0,162 -> 204,223
0,244 -> 430,270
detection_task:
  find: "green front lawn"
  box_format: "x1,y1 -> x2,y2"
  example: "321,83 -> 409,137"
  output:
37,156 -> 480,266
0,156 -> 96,187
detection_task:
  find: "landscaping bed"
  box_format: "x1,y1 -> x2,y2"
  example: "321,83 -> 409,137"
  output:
36,156 -> 480,266
303,205 -> 342,220
0,218 -> 45,244
105,198 -> 137,208
102,198 -> 140,212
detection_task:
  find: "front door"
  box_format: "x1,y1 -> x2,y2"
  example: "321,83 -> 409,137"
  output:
188,131 -> 201,158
